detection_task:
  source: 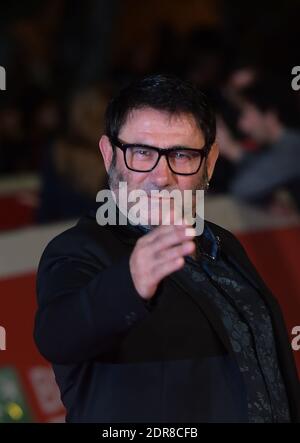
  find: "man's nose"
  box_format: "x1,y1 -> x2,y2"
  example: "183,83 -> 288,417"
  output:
150,154 -> 174,186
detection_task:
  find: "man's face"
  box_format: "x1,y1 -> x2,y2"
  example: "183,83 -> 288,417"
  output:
238,102 -> 270,143
99,107 -> 218,226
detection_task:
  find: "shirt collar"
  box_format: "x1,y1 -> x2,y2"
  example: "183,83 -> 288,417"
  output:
135,221 -> 221,261
196,223 -> 221,261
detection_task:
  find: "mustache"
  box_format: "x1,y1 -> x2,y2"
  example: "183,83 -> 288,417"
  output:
108,167 -> 207,196
135,185 -> 202,197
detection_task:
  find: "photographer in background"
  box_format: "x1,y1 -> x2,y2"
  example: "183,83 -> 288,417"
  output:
218,78 -> 300,212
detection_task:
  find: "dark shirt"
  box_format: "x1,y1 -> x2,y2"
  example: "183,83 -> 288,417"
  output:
181,224 -> 291,423
136,222 -> 290,422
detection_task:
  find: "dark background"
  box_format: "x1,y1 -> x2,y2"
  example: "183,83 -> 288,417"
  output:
0,0 -> 300,225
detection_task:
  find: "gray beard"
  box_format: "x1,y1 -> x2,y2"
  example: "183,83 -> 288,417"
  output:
107,164 -> 208,231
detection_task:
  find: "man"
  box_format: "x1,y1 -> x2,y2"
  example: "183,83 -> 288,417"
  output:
220,78 -> 300,209
34,75 -> 300,423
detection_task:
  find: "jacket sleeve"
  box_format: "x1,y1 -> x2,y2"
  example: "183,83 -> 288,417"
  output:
34,235 -> 152,365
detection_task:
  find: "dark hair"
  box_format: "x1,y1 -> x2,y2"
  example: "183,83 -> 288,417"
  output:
105,74 -> 216,149
239,77 -> 300,128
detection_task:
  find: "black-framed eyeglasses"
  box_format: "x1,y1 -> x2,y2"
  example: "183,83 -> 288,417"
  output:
109,137 -> 210,176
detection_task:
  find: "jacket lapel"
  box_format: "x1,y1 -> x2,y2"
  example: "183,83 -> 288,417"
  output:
167,269 -> 233,353
108,216 -> 234,353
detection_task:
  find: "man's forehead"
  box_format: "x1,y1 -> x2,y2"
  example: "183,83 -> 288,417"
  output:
118,107 -> 204,146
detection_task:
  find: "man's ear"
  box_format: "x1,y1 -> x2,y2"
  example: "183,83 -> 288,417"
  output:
206,141 -> 219,181
99,135 -> 114,172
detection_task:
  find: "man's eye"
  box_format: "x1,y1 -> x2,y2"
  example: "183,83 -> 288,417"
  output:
171,150 -> 200,160
133,148 -> 151,156
172,151 -> 190,160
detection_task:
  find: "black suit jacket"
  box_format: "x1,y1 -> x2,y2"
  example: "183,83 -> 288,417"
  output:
34,209 -> 300,422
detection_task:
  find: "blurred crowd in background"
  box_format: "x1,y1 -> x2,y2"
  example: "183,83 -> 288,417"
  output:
1,0 -> 300,226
